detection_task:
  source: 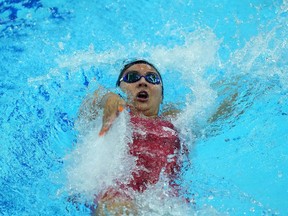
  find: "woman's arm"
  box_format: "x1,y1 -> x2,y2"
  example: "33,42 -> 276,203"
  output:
98,92 -> 125,136
77,87 -> 126,136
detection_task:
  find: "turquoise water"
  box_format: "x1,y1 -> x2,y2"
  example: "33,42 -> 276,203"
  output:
1,0 -> 287,215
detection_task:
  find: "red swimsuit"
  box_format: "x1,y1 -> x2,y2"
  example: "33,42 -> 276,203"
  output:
97,115 -> 181,203
126,115 -> 181,192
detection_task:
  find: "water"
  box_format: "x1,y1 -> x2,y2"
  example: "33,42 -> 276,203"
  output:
1,0 -> 287,215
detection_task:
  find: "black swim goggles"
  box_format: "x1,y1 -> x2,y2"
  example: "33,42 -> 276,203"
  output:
119,71 -> 161,85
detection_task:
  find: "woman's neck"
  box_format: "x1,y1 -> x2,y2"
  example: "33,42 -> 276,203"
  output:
130,109 -> 159,119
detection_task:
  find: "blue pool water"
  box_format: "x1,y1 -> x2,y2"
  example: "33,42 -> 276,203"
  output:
1,0 -> 287,215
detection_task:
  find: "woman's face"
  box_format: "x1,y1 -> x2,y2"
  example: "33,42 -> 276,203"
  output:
119,63 -> 163,117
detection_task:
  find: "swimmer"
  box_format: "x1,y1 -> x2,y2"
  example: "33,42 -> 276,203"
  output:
81,60 -> 184,215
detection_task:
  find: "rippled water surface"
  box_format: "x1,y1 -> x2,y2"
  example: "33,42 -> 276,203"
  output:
1,0 -> 287,215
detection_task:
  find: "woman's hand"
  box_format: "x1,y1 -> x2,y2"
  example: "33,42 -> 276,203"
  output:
99,93 -> 126,136
95,197 -> 137,216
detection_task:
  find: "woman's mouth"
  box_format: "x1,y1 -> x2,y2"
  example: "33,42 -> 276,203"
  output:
136,91 -> 149,102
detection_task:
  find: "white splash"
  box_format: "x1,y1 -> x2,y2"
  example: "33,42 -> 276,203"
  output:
149,29 -> 221,139
133,175 -> 226,216
150,29 -> 221,74
64,111 -> 135,201
228,2 -> 288,89
56,44 -> 128,72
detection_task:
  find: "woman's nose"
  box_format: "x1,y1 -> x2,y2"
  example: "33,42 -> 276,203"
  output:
137,77 -> 148,87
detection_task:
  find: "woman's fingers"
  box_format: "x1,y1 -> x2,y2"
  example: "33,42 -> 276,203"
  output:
98,118 -> 114,136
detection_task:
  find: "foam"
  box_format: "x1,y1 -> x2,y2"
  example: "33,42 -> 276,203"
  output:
149,29 -> 220,139
63,111 -> 135,202
134,178 -> 226,216
56,44 -> 128,72
150,29 -> 221,73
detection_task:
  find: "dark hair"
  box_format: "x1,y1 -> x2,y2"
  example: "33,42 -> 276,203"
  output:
116,59 -> 164,97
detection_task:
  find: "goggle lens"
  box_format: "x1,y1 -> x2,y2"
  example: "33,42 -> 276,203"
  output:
121,71 -> 161,85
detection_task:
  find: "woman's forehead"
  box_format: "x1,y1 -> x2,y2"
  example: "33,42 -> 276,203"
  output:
124,63 -> 157,72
